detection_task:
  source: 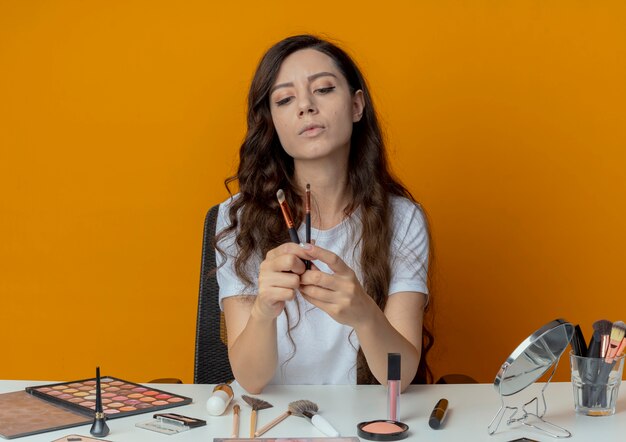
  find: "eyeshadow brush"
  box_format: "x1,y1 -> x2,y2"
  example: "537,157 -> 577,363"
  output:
89,366 -> 110,437
242,394 -> 273,438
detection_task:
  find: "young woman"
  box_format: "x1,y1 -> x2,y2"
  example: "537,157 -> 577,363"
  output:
215,35 -> 431,394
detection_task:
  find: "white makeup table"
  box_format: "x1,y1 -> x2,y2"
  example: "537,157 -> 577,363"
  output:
1,380 -> 625,441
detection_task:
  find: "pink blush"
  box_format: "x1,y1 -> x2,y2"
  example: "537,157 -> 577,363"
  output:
362,421 -> 404,434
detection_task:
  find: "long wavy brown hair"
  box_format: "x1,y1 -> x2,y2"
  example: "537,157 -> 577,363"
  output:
217,34 -> 433,384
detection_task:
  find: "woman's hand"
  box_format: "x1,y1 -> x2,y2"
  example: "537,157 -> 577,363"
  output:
298,244 -> 378,328
252,242 -> 314,322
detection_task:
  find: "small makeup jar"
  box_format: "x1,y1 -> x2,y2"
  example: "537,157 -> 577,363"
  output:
357,419 -> 409,441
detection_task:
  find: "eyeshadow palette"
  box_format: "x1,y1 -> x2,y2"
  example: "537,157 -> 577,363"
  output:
25,376 -> 192,419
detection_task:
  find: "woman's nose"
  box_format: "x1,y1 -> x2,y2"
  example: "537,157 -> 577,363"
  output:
297,96 -> 318,117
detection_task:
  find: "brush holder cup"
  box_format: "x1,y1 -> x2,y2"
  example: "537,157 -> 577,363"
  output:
570,352 -> 625,416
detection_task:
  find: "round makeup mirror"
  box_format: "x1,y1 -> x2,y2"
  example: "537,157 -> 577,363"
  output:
495,318 -> 574,396
488,318 -> 574,438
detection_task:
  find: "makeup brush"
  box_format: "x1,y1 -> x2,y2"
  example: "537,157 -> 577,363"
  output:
571,324 -> 587,357
89,366 -> 110,437
231,404 -> 240,438
254,409 -> 291,437
606,321 -> 626,361
595,319 -> 613,359
288,399 -> 340,437
276,189 -> 301,244
242,394 -> 273,438
304,183 -> 311,270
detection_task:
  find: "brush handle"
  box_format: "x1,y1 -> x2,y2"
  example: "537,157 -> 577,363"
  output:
288,227 -> 301,244
255,411 -> 290,437
231,405 -> 240,438
249,409 -> 257,438
311,414 -> 340,437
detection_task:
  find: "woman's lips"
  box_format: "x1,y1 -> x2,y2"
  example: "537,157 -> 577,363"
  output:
299,124 -> 325,136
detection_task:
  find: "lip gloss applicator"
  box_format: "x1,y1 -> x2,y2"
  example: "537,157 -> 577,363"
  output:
388,353 -> 401,421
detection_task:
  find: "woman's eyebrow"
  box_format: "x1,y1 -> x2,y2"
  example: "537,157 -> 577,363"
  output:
270,72 -> 338,94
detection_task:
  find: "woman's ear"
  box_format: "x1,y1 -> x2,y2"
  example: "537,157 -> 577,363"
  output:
352,90 -> 365,122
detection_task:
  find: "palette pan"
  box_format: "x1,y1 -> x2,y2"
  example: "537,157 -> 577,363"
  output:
26,376 -> 192,419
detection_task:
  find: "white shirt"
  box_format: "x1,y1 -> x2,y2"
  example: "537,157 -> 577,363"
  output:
216,195 -> 429,384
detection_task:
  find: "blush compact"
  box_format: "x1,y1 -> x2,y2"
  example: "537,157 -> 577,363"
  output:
357,419 -> 409,441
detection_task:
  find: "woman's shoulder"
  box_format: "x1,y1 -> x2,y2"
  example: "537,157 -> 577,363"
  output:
215,193 -> 242,230
389,195 -> 425,217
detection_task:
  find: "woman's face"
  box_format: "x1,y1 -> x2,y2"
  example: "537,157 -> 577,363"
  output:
269,49 -> 364,163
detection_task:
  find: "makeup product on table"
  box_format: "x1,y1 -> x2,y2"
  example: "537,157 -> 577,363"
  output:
387,353 -> 401,421
428,398 -> 449,429
289,399 -> 339,437
254,408 -> 291,437
0,391 -> 91,439
305,183 -> 311,270
241,394 -> 273,438
89,367 -> 109,437
135,412 -> 205,435
25,375 -> 191,419
277,189 -> 301,244
206,383 -> 233,416
231,404 -> 240,438
357,353 -> 409,441
52,435 -> 113,442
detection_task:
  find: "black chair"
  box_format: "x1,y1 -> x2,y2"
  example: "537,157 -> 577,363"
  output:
193,204 -> 234,384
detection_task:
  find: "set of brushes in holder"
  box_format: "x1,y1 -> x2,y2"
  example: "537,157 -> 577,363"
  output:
573,320 -> 626,407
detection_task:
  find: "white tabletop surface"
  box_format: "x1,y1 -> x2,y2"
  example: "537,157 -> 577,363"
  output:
2,380 -> 626,441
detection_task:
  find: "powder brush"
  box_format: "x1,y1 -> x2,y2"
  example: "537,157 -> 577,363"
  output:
242,394 -> 273,438
288,399 -> 339,437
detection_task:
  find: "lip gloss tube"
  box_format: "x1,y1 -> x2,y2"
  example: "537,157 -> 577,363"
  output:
387,353 -> 401,421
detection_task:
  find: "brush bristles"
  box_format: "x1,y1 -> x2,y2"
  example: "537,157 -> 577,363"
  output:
276,189 -> 285,204
241,394 -> 273,411
611,321 -> 626,342
593,319 -> 613,335
288,399 -> 318,417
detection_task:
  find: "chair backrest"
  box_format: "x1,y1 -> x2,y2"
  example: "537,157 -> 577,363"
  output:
193,204 -> 234,384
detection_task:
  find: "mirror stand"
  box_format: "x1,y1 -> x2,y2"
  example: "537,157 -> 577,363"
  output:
488,357 -> 571,438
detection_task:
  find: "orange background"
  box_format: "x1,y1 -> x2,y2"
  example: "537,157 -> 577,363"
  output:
1,1 -> 625,384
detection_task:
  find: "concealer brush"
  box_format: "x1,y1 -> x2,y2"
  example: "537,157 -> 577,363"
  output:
277,189 -> 301,244
242,394 -> 273,438
288,399 -> 340,437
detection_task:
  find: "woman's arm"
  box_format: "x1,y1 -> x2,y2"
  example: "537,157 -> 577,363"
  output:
355,291 -> 426,390
298,244 -> 426,390
222,243 -> 313,393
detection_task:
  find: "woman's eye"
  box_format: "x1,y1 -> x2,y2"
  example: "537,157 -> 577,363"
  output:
315,86 -> 335,94
275,96 -> 293,106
